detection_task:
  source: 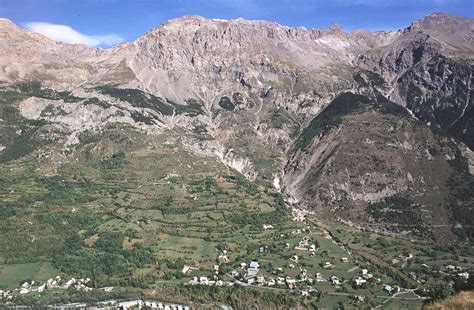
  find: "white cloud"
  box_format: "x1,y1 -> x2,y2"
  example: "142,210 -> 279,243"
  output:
24,22 -> 124,47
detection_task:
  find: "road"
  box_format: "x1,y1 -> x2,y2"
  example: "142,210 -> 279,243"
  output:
327,291 -> 429,301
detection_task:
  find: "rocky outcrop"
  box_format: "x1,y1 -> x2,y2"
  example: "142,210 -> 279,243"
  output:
357,13 -> 474,150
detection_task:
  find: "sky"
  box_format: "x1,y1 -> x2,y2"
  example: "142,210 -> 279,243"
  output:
1,0 -> 473,47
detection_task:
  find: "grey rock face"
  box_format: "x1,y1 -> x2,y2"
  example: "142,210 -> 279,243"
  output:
357,13 -> 474,149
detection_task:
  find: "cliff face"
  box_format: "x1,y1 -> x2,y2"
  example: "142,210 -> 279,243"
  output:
0,13 -> 473,242
356,13 -> 474,149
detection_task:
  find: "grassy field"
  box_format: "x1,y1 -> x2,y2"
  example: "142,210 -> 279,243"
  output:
0,263 -> 57,287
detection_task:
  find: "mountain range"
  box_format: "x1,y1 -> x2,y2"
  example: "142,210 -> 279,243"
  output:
1,12 -> 473,244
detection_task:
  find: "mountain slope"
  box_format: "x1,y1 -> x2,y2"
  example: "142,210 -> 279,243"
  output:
284,92 -> 473,242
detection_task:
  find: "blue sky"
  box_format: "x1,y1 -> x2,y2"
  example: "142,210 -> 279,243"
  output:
1,0 -> 473,47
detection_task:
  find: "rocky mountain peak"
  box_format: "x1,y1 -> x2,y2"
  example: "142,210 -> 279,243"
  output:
0,17 -> 17,29
406,12 -> 474,53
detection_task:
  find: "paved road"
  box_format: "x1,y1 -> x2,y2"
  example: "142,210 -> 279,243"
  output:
327,291 -> 429,301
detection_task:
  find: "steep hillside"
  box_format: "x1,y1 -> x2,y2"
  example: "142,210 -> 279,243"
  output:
284,92 -> 473,242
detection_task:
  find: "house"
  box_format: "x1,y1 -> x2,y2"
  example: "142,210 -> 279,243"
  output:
286,277 -> 296,289
324,262 -> 334,269
356,295 -> 365,302
46,279 -> 54,288
316,273 -> 325,282
218,252 -> 230,263
384,285 -> 393,293
295,238 -> 310,250
249,261 -> 259,270
199,276 -> 209,285
458,272 -> 470,279
19,288 -> 30,294
213,265 -> 220,273
331,276 -> 341,286
230,270 -> 239,277
263,224 -> 274,230
247,268 -> 259,277
361,269 -> 368,275
267,278 -> 276,286
300,268 -> 307,277
37,284 -> 46,293
64,278 -> 76,288
257,275 -> 265,285
182,265 -> 192,274
240,262 -> 247,269
247,278 -> 255,285
277,277 -> 286,285
354,277 -> 366,286
362,273 -> 374,280
341,257 -> 349,263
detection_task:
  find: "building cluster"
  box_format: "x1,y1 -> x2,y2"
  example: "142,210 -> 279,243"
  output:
0,290 -> 13,302
188,275 -> 231,287
0,276 -> 92,303
446,264 -> 470,279
218,250 -> 230,263
383,284 -> 400,295
291,208 -> 308,222
353,269 -> 374,287
294,236 -> 318,256
391,253 -> 414,265
83,299 -> 190,310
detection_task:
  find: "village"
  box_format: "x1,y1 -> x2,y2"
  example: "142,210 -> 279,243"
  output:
1,204 -> 471,310
0,276 -> 96,303
183,223 -> 402,301
180,215 -> 471,306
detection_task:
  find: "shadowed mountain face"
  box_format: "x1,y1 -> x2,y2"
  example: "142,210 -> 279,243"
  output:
0,13 -> 473,243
